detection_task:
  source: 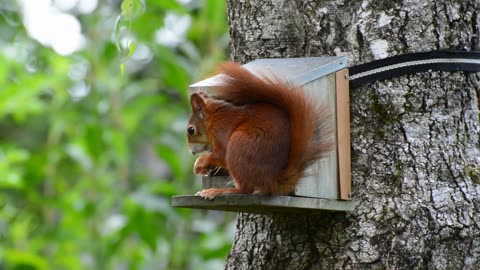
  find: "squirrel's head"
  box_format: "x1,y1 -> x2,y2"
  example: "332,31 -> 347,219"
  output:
187,92 -> 211,155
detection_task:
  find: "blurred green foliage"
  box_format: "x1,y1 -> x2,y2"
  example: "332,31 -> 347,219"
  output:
0,0 -> 234,269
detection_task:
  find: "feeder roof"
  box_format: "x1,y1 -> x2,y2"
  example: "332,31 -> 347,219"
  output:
190,56 -> 348,90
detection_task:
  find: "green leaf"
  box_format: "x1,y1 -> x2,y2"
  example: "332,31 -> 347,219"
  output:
84,124 -> 105,161
149,181 -> 177,197
127,206 -> 158,251
120,0 -> 145,21
128,42 -> 136,57
150,0 -> 186,12
4,249 -> 49,270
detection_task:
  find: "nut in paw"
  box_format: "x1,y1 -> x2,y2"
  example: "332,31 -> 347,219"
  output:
193,156 -> 211,176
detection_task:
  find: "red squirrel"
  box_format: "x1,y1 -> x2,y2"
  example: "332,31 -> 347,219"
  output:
187,62 -> 333,200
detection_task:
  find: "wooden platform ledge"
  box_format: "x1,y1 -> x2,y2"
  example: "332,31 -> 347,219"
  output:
172,194 -> 356,214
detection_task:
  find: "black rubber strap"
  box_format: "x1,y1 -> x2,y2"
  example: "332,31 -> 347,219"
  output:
348,51 -> 480,89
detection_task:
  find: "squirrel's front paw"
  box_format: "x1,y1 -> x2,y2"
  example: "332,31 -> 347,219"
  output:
195,188 -> 220,200
194,163 -> 209,176
194,156 -> 211,176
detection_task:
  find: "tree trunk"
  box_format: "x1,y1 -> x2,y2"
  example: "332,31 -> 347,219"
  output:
224,0 -> 480,269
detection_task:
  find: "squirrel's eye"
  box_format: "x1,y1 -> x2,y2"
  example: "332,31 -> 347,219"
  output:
187,126 -> 195,135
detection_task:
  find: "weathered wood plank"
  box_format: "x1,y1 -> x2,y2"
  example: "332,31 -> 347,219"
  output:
294,74 -> 338,199
172,194 -> 356,214
336,69 -> 352,200
202,176 -> 230,189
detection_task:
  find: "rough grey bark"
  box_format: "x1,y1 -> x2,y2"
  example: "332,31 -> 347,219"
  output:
224,0 -> 480,269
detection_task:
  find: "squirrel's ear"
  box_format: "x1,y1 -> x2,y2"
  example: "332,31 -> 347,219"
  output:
190,93 -> 206,119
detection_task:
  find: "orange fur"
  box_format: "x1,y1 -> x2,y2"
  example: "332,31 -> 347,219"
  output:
187,62 -> 333,199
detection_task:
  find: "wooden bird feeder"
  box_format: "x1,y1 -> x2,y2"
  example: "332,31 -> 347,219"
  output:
172,57 -> 355,214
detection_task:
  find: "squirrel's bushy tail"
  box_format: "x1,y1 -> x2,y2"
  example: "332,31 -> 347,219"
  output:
213,62 -> 334,194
